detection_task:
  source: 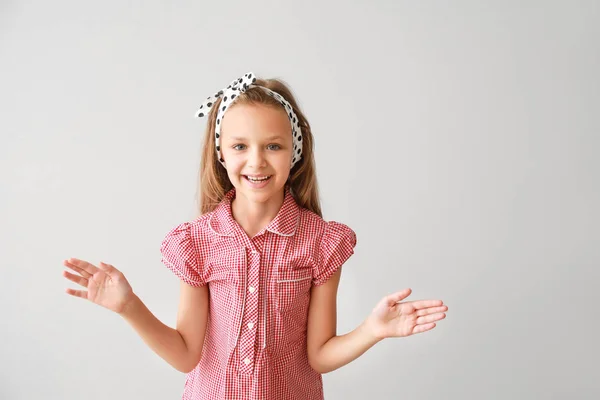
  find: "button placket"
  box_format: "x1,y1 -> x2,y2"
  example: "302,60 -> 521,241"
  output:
239,247 -> 260,374
260,234 -> 273,350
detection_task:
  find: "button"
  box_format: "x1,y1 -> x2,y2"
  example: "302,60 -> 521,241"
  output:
251,250 -> 259,254
243,358 -> 251,365
248,322 -> 254,329
248,286 -> 256,293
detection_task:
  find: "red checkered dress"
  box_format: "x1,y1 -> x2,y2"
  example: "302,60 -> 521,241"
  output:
160,187 -> 356,400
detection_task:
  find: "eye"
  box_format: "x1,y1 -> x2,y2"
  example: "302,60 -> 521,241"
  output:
232,144 -> 246,151
267,144 -> 281,150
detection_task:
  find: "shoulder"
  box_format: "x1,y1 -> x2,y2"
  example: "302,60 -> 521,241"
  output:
162,212 -> 219,251
160,214 -> 217,286
296,209 -> 357,286
164,213 -> 211,237
187,213 -> 213,237
297,208 -> 356,245
297,207 -> 328,234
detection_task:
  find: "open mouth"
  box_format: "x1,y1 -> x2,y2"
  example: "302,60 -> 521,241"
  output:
243,175 -> 272,183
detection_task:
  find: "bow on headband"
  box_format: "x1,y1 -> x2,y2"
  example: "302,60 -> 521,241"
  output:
195,72 -> 303,169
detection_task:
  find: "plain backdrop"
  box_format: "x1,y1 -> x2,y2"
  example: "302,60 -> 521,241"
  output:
1,0 -> 599,399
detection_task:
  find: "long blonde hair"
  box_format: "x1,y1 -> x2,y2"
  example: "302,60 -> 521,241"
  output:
195,76 -> 322,218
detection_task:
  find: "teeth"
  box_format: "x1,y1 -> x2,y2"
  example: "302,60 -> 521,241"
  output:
246,176 -> 270,182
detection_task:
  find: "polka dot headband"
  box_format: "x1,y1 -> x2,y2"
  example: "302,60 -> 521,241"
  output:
195,72 -> 303,169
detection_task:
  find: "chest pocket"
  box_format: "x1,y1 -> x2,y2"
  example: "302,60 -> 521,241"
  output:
276,266 -> 313,312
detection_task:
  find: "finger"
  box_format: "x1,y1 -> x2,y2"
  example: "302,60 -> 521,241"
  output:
65,258 -> 97,276
65,288 -> 88,299
98,261 -> 117,277
416,305 -> 448,317
411,299 -> 444,309
413,322 -> 436,334
416,312 -> 446,325
387,288 -> 412,306
62,270 -> 89,288
63,259 -> 93,279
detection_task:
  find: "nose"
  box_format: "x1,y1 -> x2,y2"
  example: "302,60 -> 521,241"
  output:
248,147 -> 267,168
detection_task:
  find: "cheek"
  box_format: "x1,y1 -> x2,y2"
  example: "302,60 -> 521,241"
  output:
222,154 -> 243,176
277,158 -> 291,171
276,149 -> 293,167
273,160 -> 291,179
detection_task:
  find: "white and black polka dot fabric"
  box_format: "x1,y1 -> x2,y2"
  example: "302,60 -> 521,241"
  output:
195,72 -> 303,169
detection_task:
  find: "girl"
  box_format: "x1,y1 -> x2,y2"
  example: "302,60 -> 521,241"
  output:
62,72 -> 448,400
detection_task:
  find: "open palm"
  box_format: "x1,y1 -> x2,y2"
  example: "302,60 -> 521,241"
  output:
367,288 -> 448,339
62,258 -> 134,314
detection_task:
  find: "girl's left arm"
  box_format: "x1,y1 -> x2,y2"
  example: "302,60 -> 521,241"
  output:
306,268 -> 379,374
306,268 -> 448,374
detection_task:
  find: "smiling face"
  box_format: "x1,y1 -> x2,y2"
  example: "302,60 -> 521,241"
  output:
220,103 -> 293,205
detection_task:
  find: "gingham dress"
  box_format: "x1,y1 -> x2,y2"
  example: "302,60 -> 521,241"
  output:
160,188 -> 356,400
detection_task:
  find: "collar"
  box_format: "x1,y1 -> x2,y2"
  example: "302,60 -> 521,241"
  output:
208,187 -> 300,237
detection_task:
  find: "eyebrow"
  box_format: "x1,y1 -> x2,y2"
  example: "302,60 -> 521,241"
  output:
229,135 -> 286,141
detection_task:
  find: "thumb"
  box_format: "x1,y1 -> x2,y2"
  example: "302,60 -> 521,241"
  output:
386,288 -> 412,306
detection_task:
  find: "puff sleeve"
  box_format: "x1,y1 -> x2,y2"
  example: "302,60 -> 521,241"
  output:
313,221 -> 357,286
160,222 -> 206,287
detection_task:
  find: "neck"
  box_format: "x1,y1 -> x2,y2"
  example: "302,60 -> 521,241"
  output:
231,188 -> 285,237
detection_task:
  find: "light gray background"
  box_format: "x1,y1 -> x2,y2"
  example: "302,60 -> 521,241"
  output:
1,0 -> 598,399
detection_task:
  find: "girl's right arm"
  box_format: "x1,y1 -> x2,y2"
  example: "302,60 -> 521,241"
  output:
62,258 -> 209,373
119,281 -> 209,373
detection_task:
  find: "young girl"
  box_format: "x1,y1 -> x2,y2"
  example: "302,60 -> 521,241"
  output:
62,72 -> 448,400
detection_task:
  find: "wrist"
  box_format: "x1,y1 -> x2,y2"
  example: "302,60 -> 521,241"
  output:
360,317 -> 385,344
118,292 -> 140,317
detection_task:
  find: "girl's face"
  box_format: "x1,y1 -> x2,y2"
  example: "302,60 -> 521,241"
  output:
220,103 -> 293,205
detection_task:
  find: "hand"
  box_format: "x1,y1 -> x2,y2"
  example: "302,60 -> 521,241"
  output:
62,258 -> 135,314
365,288 -> 448,340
